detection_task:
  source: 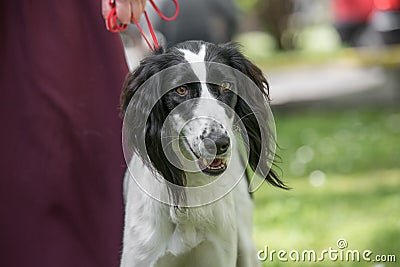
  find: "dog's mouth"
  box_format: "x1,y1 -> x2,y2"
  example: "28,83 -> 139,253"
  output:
197,157 -> 227,176
183,138 -> 228,176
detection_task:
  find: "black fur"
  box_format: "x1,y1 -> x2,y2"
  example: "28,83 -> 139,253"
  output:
217,43 -> 287,189
121,50 -> 188,205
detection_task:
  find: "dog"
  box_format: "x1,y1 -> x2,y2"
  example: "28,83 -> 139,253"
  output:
119,41 -> 286,267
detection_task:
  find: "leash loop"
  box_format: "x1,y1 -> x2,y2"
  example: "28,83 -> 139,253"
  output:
148,0 -> 179,21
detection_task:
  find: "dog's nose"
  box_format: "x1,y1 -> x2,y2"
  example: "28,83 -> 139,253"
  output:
203,134 -> 230,155
215,135 -> 230,155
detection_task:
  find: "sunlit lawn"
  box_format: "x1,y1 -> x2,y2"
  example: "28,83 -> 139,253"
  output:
253,107 -> 400,266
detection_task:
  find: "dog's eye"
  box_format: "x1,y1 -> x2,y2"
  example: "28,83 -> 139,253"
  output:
220,81 -> 232,91
175,86 -> 188,96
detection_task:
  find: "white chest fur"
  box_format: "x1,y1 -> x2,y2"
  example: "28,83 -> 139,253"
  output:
120,156 -> 239,267
156,195 -> 238,267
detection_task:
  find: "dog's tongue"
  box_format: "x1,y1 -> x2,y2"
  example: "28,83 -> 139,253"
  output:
210,158 -> 222,167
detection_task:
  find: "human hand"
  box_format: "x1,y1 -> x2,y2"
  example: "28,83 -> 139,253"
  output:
102,0 -> 147,29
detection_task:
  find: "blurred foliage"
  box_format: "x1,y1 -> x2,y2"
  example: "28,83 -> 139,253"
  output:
235,31 -> 278,60
234,28 -> 342,68
274,107 -> 400,178
253,106 -> 400,266
296,25 -> 341,53
233,0 -> 344,64
235,0 -> 296,50
255,0 -> 295,50
235,42 -> 400,76
234,0 -> 258,12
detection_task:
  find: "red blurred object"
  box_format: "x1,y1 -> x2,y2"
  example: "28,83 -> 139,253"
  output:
374,0 -> 400,10
333,0 -> 374,23
333,0 -> 400,46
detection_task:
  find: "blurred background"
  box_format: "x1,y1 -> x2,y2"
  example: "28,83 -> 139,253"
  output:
122,0 -> 400,266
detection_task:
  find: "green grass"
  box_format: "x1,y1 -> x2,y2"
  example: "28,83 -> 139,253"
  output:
253,107 -> 400,266
274,107 -> 400,177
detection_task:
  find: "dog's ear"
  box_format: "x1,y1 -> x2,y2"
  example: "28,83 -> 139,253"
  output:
220,43 -> 287,190
121,52 -> 186,206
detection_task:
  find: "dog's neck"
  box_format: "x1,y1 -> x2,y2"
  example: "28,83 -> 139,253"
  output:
122,134 -> 250,264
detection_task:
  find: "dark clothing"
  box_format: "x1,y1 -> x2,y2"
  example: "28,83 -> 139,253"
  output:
0,1 -> 128,266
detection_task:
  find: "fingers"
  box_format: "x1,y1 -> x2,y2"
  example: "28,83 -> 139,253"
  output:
131,0 -> 146,22
102,0 -> 112,29
101,0 -> 111,19
115,0 -> 132,24
102,0 -> 147,30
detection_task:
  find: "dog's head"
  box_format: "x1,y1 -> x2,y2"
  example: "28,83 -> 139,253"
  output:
121,41 -> 286,205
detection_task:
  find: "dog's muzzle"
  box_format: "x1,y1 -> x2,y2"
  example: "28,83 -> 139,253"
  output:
194,120 -> 230,176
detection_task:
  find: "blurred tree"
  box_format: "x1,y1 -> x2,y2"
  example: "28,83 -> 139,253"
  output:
255,0 -> 294,50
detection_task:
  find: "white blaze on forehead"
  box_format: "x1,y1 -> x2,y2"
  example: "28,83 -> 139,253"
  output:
179,45 -> 207,82
179,45 -> 213,99
179,44 -> 230,133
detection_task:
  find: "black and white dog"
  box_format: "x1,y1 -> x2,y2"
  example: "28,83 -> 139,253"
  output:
120,41 -> 286,267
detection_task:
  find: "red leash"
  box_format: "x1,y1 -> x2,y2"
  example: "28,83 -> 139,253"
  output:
107,0 -> 179,51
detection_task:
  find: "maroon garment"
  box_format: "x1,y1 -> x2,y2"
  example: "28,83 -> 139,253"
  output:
0,1 -> 128,266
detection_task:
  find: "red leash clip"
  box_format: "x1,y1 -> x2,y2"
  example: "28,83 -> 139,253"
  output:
107,0 -> 179,51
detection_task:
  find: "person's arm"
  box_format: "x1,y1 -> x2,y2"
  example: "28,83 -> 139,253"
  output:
102,0 -> 147,29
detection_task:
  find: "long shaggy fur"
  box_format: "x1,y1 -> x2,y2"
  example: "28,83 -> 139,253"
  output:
119,41 -> 287,267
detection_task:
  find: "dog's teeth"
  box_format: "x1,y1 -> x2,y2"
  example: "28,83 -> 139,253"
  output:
209,163 -> 225,170
202,158 -> 208,166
